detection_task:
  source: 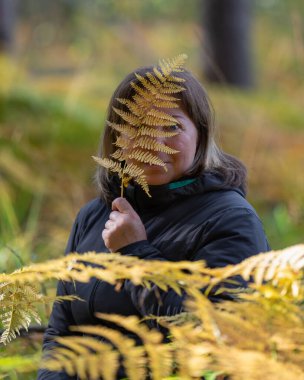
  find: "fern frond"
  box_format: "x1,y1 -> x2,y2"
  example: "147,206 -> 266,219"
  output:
106,122 -> 137,139
130,82 -> 155,102
112,107 -> 140,127
110,149 -> 126,161
145,71 -> 162,87
151,100 -> 179,109
134,73 -> 161,95
210,245 -> 304,293
70,325 -> 147,380
128,149 -> 167,168
132,86 -> 178,103
0,252 -> 216,290
0,282 -> 42,345
95,314 -> 173,380
160,83 -> 186,94
42,336 -> 119,380
92,157 -> 123,177
114,136 -> 132,149
116,98 -> 147,117
146,108 -> 178,122
159,54 -> 187,76
95,54 -> 188,197
0,281 -> 79,345
210,345 -> 304,380
139,125 -> 178,138
184,289 -> 222,342
133,136 -> 179,154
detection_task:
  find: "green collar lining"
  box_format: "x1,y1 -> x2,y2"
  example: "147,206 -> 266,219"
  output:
168,178 -> 197,190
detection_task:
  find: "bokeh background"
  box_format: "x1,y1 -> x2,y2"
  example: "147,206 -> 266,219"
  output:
1,0 -> 303,269
0,0 -> 304,378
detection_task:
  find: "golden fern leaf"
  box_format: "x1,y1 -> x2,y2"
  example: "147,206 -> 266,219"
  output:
128,149 -> 167,168
210,345 -> 304,380
94,54 -> 188,197
123,162 -> 150,196
165,74 -> 186,83
0,282 -> 41,345
158,54 -> 187,77
209,245 -> 304,298
133,136 -> 179,154
150,99 -> 179,109
130,82 -> 155,102
70,325 -> 147,380
146,108 -> 178,122
160,82 -> 186,94
92,157 -> 123,178
184,288 -> 222,343
0,280 -> 79,345
42,336 -> 119,380
95,314 -> 173,380
114,136 -> 132,149
154,92 -> 180,102
116,98 -> 146,117
132,84 -> 180,104
234,245 -> 304,284
152,67 -> 167,83
112,107 -> 140,127
110,149 -> 126,162
138,125 -> 178,138
1,252 -> 215,291
134,73 -> 161,95
106,122 -> 137,139
145,71 -> 163,87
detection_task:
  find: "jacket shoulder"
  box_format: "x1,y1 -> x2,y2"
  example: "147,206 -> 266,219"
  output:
194,188 -> 259,223
76,197 -> 107,224
65,198 -> 108,254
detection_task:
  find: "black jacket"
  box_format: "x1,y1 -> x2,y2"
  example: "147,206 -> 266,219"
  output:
38,173 -> 269,379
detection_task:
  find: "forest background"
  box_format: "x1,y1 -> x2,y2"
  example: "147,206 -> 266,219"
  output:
0,0 -> 303,378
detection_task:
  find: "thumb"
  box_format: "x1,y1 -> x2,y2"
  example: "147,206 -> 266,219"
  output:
112,197 -> 136,215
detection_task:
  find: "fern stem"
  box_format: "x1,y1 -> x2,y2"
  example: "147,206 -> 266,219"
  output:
121,162 -> 128,198
120,180 -> 124,198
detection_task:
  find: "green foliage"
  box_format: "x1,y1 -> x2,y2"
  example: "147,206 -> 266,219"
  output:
0,86 -> 103,268
0,354 -> 40,376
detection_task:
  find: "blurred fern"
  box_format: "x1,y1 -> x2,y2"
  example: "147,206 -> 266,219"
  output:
1,245 -> 304,379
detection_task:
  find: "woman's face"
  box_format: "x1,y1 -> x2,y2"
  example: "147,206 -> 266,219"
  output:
130,108 -> 198,185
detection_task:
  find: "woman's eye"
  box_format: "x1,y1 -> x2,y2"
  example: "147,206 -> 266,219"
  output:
164,124 -> 180,132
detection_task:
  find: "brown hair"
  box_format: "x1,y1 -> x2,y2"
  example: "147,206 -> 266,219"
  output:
95,66 -> 247,205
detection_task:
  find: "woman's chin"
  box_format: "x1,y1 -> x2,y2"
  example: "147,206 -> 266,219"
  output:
145,173 -> 174,186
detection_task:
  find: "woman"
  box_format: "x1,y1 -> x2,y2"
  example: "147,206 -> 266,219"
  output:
38,65 -> 269,379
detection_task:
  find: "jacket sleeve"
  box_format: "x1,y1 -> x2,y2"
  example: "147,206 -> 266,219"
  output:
122,207 -> 270,322
37,216 -> 81,380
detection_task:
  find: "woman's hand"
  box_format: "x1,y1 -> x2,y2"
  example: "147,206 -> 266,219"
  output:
102,197 -> 147,252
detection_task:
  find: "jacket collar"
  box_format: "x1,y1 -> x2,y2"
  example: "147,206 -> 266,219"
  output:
124,172 -> 245,213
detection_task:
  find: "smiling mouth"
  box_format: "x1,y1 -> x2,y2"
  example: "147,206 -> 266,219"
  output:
143,162 -> 170,167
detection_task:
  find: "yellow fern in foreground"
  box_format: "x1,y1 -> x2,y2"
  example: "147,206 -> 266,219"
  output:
1,245 -> 304,379
0,280 -> 78,345
0,282 -> 41,345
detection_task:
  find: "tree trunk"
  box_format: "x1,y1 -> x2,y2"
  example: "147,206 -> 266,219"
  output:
0,0 -> 17,53
202,0 -> 254,88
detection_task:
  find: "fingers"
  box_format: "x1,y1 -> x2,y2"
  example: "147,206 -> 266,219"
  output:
112,197 -> 136,215
104,220 -> 114,229
103,197 -> 146,252
108,211 -> 121,222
